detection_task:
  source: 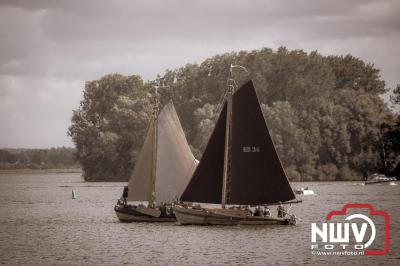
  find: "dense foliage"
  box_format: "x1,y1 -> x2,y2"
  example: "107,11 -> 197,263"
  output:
68,74 -> 152,181
381,85 -> 400,176
0,147 -> 78,170
69,47 -> 399,181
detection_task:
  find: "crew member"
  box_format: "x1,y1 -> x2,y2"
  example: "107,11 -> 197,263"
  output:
277,201 -> 286,218
254,206 -> 262,216
122,186 -> 128,206
245,205 -> 253,216
264,206 -> 271,216
159,202 -> 167,217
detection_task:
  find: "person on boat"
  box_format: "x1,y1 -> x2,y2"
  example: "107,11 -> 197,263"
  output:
260,206 -> 265,216
244,205 -> 253,216
277,201 -> 286,218
254,206 -> 262,216
148,201 -> 156,209
122,186 -> 128,206
148,191 -> 156,208
264,206 -> 271,217
166,205 -> 173,217
173,196 -> 180,206
253,207 -> 259,216
159,202 -> 167,217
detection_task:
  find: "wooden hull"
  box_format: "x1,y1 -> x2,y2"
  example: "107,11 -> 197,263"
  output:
174,206 -> 238,225
114,204 -> 176,223
173,206 -> 295,226
238,216 -> 290,225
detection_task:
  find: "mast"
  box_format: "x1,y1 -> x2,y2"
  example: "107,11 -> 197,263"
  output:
221,83 -> 233,208
150,86 -> 159,207
221,64 -> 249,208
150,84 -> 170,206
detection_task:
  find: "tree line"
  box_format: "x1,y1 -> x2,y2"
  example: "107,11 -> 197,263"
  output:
0,147 -> 79,170
68,47 -> 400,181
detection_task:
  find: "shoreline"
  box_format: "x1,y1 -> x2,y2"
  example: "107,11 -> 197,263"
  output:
0,168 -> 82,174
0,169 -> 396,182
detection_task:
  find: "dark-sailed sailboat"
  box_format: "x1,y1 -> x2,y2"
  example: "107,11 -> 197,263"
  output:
114,100 -> 198,222
173,79 -> 298,225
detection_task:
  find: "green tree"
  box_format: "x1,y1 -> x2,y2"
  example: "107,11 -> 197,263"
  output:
69,47 -> 396,181
391,84 -> 400,105
68,74 -> 151,181
262,101 -> 316,181
382,84 -> 400,177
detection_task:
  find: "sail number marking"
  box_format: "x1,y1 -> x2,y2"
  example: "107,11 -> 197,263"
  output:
242,146 -> 260,152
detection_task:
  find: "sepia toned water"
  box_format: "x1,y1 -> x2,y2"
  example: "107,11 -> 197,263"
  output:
0,173 -> 399,265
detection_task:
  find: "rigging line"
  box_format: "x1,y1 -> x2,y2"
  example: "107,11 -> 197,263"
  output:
213,89 -> 228,124
213,75 -> 235,123
212,64 -> 249,128
196,70 -> 229,155
201,64 -> 249,146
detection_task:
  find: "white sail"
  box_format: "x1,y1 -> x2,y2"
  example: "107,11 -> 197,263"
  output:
127,119 -> 155,202
127,101 -> 197,204
155,101 -> 197,203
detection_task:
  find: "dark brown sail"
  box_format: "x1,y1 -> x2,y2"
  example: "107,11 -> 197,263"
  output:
180,103 -> 227,203
229,80 -> 295,204
180,80 -> 295,205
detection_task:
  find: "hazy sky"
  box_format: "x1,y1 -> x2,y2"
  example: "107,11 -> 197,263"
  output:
1,0 -> 399,148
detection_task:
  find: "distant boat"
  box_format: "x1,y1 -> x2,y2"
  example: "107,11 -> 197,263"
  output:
174,79 -> 299,226
364,173 -> 397,185
114,100 -> 198,222
294,187 -> 315,195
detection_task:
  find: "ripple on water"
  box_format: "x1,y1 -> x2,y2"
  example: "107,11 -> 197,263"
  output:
0,175 -> 398,265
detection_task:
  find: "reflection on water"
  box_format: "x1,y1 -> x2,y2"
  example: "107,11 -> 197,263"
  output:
0,173 -> 398,265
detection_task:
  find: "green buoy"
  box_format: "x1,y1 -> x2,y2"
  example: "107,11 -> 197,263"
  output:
72,189 -> 76,199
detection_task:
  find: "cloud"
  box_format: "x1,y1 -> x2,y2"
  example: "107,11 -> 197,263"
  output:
0,0 -> 399,147
0,75 -> 82,148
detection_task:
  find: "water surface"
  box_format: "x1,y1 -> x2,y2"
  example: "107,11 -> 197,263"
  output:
0,173 -> 398,265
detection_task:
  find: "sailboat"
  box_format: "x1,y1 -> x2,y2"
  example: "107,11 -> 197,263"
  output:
114,99 -> 198,222
173,79 -> 299,225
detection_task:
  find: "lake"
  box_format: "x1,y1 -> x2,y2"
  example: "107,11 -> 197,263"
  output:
0,173 -> 398,265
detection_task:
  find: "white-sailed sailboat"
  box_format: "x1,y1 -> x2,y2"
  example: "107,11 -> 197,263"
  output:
115,99 -> 197,222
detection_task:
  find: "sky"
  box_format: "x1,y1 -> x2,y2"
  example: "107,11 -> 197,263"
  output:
0,0 -> 399,148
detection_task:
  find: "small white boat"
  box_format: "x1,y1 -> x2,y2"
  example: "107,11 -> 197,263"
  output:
294,187 -> 314,195
364,173 -> 397,185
